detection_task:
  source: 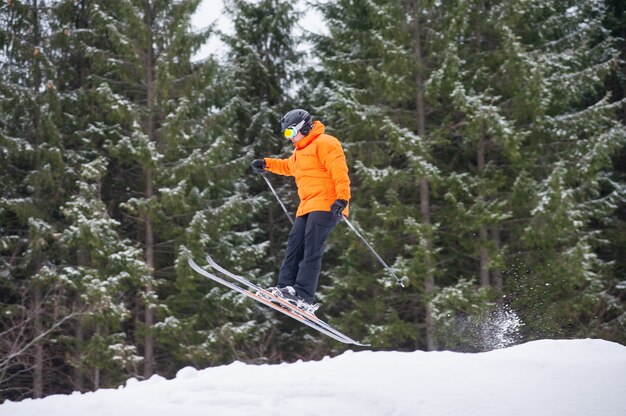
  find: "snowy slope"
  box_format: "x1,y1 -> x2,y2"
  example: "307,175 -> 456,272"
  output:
2,339 -> 625,416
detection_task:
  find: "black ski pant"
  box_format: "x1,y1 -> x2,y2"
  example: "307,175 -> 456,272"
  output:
277,211 -> 340,303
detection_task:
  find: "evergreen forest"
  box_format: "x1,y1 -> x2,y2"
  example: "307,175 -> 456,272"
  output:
1,0 -> 625,402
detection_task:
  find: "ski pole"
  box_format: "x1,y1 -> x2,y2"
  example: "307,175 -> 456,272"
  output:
261,172 -> 294,225
340,215 -> 405,287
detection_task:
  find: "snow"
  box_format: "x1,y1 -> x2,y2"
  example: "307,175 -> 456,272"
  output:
2,339 -> 625,416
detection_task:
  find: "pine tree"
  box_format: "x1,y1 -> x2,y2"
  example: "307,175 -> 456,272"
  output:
309,0 -> 439,350
60,157 -> 147,389
423,0 -> 531,349
207,0 -> 302,266
0,0 -> 74,399
510,0 -> 625,339
426,0 -> 625,346
600,0 -> 626,346
309,0 -> 624,352
170,0 -> 308,363
46,0 -> 157,391
80,0 -> 217,377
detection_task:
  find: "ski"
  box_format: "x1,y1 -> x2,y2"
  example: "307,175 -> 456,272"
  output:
204,255 -> 370,347
187,259 -> 368,346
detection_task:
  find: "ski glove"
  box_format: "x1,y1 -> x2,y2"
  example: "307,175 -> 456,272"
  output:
250,159 -> 266,174
329,199 -> 348,216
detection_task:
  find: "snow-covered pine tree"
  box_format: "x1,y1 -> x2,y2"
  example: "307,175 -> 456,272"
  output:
308,0 -> 439,350
0,0 -> 76,399
509,0 -> 626,340
426,0 -> 625,346
600,0 -> 626,345
60,157 -> 148,390
65,0 -> 215,377
180,0 -> 308,362
423,0 -> 529,350
40,0 -> 159,392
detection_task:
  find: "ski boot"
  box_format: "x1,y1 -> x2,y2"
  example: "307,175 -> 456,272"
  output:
272,286 -> 321,315
256,286 -> 282,301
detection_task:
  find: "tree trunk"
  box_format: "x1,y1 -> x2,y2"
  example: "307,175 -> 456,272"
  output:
479,226 -> 490,286
491,227 -> 503,294
413,0 -> 436,351
143,1 -> 157,379
33,286 -> 43,399
622,38 -> 626,124
420,179 -> 436,351
74,301 -> 84,392
623,82 -> 626,124
31,0 -> 44,398
144,169 -> 155,379
477,136 -> 490,287
94,322 -> 101,390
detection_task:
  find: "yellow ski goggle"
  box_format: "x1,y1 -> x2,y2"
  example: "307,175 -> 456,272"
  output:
282,120 -> 305,140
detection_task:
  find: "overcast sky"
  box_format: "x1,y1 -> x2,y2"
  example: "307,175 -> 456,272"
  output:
191,0 -> 327,61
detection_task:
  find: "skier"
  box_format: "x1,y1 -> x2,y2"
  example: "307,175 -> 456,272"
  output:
250,109 -> 351,313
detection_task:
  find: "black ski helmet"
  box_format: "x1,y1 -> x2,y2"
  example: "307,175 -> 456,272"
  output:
280,109 -> 313,136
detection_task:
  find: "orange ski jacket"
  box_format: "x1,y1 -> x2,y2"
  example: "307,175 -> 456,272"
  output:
264,121 -> 351,217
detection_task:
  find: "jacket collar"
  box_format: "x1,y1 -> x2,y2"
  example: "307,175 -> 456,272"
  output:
294,120 -> 325,150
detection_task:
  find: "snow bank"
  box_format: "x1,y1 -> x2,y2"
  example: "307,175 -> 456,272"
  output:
2,339 -> 625,416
